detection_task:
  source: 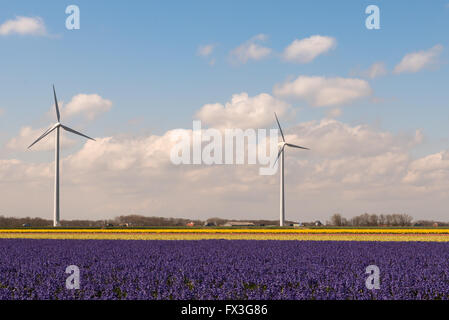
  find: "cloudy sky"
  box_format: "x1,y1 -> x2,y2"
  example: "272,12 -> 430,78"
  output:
0,1 -> 448,222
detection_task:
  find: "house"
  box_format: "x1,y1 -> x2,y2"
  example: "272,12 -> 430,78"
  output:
186,222 -> 195,227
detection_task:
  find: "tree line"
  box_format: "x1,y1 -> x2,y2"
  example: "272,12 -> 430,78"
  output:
0,215 -> 203,228
0,213 -> 447,228
327,213 -> 449,227
0,214 -> 300,228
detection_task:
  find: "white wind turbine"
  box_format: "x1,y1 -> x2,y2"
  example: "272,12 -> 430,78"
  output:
274,113 -> 309,227
28,85 -> 95,227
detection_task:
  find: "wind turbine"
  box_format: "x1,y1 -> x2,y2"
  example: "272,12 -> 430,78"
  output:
28,85 -> 95,227
274,113 -> 309,227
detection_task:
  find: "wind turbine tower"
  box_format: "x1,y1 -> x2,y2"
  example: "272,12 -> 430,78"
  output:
274,113 -> 309,227
28,86 -> 95,227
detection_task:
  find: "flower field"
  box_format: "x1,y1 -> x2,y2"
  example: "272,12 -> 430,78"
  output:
1,239 -> 449,300
2,228 -> 449,241
2,228 -> 449,234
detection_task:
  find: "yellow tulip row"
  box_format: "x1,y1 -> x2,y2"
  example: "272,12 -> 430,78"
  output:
1,232 -> 449,241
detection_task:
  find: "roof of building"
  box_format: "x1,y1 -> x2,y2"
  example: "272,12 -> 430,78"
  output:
223,221 -> 255,226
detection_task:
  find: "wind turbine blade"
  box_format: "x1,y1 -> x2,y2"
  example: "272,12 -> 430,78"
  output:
53,85 -> 61,122
273,145 -> 285,167
28,124 -> 57,149
61,125 -> 95,141
274,112 -> 285,142
286,143 -> 310,150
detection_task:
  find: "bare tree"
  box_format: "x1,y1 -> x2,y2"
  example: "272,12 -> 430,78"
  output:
333,213 -> 414,227
329,214 -> 348,226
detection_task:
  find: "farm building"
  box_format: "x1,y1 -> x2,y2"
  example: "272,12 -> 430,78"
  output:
223,222 -> 255,227
204,222 -> 217,227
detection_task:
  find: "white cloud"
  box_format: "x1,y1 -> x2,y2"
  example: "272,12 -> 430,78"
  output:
403,151 -> 449,186
360,62 -> 387,79
197,44 -> 216,57
65,130 -> 186,173
273,75 -> 372,107
230,34 -> 272,64
286,119 -> 422,158
62,94 -> 112,121
6,126 -> 76,152
282,35 -> 336,63
0,16 -> 47,36
393,44 -> 443,74
195,92 -> 291,129
0,159 -> 51,182
197,44 -> 217,66
326,108 -> 342,118
3,117 -> 449,221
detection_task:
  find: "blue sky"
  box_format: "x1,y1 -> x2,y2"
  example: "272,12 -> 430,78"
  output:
0,1 -> 448,221
1,1 -> 447,133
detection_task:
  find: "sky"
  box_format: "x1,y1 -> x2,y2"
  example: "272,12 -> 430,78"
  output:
0,1 -> 448,222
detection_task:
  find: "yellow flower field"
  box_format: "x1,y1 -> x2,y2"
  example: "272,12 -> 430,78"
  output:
1,228 -> 449,241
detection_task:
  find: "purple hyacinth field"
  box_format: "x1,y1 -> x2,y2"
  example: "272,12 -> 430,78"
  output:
1,239 -> 449,300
